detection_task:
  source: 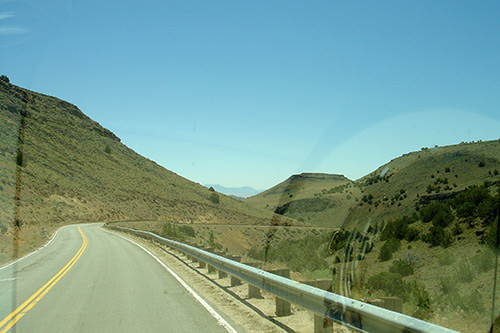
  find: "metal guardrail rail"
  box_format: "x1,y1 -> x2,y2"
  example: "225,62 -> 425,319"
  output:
106,224 -> 458,333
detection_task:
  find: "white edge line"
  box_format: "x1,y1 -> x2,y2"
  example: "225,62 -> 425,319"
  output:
0,225 -> 68,271
100,226 -> 238,333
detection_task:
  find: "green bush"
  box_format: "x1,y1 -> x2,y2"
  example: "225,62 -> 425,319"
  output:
367,273 -> 430,310
367,272 -> 405,297
449,289 -> 485,314
209,192 -> 220,204
451,223 -> 463,236
431,210 -> 453,228
405,227 -> 420,241
422,226 -> 453,248
389,259 -> 414,277
0,75 -> 9,83
471,250 -> 494,272
407,281 -> 431,311
439,277 -> 457,294
379,238 -> 400,261
451,185 -> 490,207
248,232 -> 329,272
419,201 -> 451,223
456,202 -> 476,218
455,259 -> 475,283
178,225 -> 195,237
477,195 -> 498,224
382,215 -> 417,240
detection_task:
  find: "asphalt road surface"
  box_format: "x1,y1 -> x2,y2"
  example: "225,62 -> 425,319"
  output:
0,224 -> 235,332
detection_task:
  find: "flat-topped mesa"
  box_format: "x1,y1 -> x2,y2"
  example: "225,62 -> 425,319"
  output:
287,173 -> 350,183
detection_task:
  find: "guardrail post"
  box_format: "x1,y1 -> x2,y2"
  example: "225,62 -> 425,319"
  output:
301,279 -> 333,333
267,269 -> 291,316
244,262 -> 262,298
197,248 -> 207,269
214,250 -> 228,278
205,248 -> 217,273
227,256 -> 242,286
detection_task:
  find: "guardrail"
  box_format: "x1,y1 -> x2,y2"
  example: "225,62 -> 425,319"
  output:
106,224 -> 458,333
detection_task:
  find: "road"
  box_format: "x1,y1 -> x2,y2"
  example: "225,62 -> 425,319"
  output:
0,224 -> 236,332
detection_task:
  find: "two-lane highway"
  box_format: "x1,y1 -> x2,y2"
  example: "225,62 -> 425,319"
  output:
0,224 -> 235,332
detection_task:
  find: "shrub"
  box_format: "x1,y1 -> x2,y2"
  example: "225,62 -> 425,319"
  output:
451,223 -> 463,236
455,259 -> 475,283
407,281 -> 431,311
209,192 -> 220,204
456,202 -> 476,218
431,210 -> 453,228
477,196 -> 498,224
379,238 -> 400,261
405,227 -> 420,241
439,277 -> 457,294
367,272 -> 405,297
452,185 -> 490,207
0,75 -> 9,83
472,249 -> 494,272
389,259 -> 414,277
422,226 -> 453,248
104,144 -> 111,154
478,161 -> 485,167
178,225 -> 195,237
419,202 -> 451,223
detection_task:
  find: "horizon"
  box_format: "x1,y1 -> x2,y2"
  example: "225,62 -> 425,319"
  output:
2,1 -> 499,189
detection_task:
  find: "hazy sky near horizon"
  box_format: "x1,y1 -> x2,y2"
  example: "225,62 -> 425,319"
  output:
2,1 -> 499,189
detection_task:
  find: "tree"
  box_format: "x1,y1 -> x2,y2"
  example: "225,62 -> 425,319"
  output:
209,192 -> 220,204
0,75 -> 9,83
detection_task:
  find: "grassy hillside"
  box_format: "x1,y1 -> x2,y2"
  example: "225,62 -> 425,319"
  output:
245,173 -> 357,227
345,140 -> 500,228
0,80 -> 288,263
242,140 -> 500,332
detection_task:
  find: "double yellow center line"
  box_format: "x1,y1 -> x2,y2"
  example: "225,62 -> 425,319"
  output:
0,227 -> 87,333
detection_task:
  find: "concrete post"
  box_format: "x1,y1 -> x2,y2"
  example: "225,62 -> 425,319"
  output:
213,250 -> 228,278
228,256 -> 242,287
300,279 -> 333,333
244,262 -> 262,298
267,269 -> 291,316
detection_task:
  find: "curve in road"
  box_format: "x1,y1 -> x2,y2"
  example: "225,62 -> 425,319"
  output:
0,224 -> 236,332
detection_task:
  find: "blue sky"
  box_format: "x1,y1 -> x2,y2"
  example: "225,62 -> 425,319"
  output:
1,1 -> 499,189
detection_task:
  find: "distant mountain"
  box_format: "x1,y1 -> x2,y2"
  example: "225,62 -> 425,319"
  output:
205,184 -> 263,198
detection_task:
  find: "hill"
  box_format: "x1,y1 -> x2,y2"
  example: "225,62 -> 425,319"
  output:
245,142 -> 500,230
0,80 -> 288,263
245,173 -> 355,227
345,141 -> 500,229
243,141 -> 500,332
